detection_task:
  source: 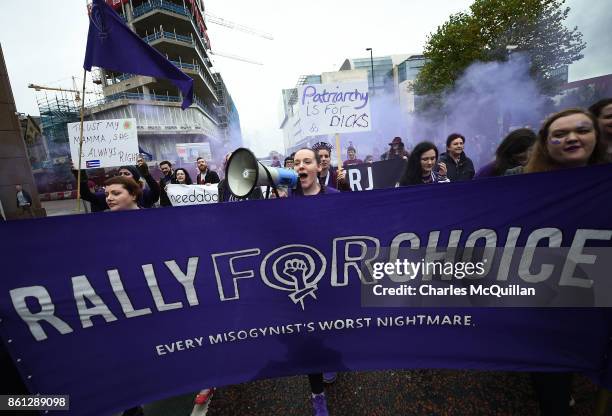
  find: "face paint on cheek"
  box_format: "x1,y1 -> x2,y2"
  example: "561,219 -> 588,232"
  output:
550,139 -> 562,145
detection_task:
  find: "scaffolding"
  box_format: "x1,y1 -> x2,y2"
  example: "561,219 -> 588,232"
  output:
36,91 -> 80,159
213,73 -> 228,131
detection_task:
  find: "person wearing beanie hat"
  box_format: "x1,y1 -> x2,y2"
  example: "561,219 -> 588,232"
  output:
118,165 -> 142,182
74,161 -> 160,211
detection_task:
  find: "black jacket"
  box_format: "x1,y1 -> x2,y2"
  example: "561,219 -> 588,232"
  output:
381,149 -> 409,160
159,174 -> 173,207
79,173 -> 160,210
217,179 -> 263,202
439,152 -> 475,182
196,170 -> 220,185
318,168 -> 351,191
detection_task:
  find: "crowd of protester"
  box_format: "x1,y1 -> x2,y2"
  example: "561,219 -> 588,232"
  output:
64,100 -> 612,416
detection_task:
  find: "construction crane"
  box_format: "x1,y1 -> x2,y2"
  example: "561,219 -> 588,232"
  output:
203,11 -> 272,66
27,82 -> 97,102
205,12 -> 274,40
209,51 -> 263,66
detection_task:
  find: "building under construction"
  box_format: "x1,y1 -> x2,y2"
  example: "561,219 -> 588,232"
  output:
25,91 -> 81,194
84,0 -> 241,169
36,93 -> 78,165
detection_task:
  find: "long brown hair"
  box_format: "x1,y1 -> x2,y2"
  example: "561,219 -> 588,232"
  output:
524,108 -> 606,173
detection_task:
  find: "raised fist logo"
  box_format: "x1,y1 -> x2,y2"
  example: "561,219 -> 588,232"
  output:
260,245 -> 327,310
283,259 -> 308,286
282,258 -> 316,309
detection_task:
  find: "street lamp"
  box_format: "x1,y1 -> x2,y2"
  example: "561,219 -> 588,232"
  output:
506,45 -> 518,60
365,48 -> 374,92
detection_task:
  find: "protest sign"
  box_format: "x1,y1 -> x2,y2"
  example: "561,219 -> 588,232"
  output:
67,118 -> 139,169
166,184 -> 219,206
1,165 -> 611,415
344,159 -> 406,191
176,142 -> 212,163
298,81 -> 371,137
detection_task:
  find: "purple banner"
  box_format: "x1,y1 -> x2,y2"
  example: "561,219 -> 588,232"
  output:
1,165 -> 611,415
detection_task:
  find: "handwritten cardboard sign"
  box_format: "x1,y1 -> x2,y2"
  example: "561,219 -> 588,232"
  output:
298,81 -> 372,137
68,118 -> 140,169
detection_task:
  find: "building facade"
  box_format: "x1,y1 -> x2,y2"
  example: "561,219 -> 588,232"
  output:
279,75 -> 325,154
0,45 -> 44,219
554,73 -> 612,110
86,0 -> 241,166
280,71 -> 372,155
280,54 -> 426,156
395,55 -> 427,114
344,56 -> 395,94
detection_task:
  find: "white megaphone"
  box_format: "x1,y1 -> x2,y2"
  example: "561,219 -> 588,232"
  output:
226,148 -> 298,198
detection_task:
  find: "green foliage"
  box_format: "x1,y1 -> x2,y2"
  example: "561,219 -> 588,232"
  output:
414,0 -> 585,98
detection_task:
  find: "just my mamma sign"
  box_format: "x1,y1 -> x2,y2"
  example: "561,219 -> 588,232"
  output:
1,166 -> 612,415
68,118 -> 140,169
299,81 -> 371,136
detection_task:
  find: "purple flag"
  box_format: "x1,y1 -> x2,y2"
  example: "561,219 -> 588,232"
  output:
84,0 -> 194,109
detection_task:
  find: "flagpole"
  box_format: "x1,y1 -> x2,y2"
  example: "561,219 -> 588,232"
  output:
76,69 -> 87,213
595,388 -> 610,416
335,133 -> 343,174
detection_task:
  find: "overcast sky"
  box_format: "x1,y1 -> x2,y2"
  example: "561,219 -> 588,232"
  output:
1,0 -> 610,157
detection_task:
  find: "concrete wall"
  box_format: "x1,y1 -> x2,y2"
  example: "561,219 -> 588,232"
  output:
398,79 -> 416,114
0,43 -> 44,219
321,69 -> 368,84
102,75 -> 156,96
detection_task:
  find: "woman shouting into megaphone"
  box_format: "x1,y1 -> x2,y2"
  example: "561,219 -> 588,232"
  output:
291,147 -> 339,416
292,148 -> 340,197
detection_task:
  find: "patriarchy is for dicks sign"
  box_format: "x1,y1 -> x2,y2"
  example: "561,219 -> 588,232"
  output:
166,184 -> 219,206
68,118 -> 140,169
298,81 -> 371,136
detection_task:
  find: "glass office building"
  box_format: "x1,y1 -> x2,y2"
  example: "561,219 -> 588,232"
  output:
352,56 -> 394,92
397,55 -> 427,83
